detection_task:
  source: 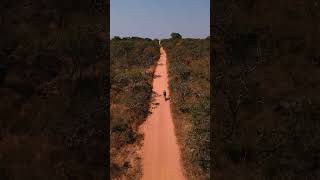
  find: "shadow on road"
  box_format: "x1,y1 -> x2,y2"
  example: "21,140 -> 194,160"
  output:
154,74 -> 162,78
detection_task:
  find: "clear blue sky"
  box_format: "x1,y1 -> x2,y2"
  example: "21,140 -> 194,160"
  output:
111,0 -> 210,39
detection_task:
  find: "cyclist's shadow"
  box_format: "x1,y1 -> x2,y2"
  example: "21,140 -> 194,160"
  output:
153,91 -> 170,101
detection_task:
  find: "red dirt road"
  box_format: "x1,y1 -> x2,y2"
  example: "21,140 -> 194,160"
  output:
140,47 -> 186,180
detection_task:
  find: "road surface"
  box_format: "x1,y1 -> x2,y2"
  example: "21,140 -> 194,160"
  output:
140,47 -> 185,180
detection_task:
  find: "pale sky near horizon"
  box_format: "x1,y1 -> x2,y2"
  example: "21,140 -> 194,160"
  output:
111,0 -> 210,39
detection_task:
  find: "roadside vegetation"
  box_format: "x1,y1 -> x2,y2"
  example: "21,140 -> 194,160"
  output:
110,37 -> 160,179
162,33 -> 210,180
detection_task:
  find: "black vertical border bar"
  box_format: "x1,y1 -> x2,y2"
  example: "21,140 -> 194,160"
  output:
105,0 -> 111,180
106,0 -> 111,179
210,0 -> 215,179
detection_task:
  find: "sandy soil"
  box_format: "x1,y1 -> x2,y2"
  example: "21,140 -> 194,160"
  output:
140,47 -> 186,180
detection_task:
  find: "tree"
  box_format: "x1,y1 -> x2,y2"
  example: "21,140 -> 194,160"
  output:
113,36 -> 121,40
144,38 -> 152,41
171,32 -> 182,39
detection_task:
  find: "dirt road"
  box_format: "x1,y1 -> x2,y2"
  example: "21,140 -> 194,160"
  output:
140,47 -> 185,180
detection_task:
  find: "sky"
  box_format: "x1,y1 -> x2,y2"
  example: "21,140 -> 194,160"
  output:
111,0 -> 210,39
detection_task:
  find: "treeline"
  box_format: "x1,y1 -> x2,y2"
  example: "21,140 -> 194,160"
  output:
110,37 -> 160,179
162,35 -> 210,180
0,1 -> 107,179
213,0 -> 320,179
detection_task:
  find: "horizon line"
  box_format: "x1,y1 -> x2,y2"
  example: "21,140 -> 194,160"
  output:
110,34 -> 210,40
